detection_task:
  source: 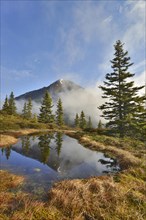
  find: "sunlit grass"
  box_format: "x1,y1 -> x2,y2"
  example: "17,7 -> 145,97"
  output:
0,113 -> 146,219
0,134 -> 18,147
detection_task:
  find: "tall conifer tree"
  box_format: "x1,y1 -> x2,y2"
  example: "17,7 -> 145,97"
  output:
2,95 -> 9,113
56,98 -> 64,126
22,102 -> 27,119
79,111 -> 86,129
39,91 -> 54,123
87,116 -> 92,129
99,40 -> 145,137
8,92 -> 17,115
27,98 -> 32,119
97,120 -> 102,130
74,113 -> 79,127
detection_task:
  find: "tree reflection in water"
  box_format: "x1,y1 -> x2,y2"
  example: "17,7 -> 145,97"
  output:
1,146 -> 12,160
55,133 -> 63,157
21,136 -> 30,155
38,134 -> 53,164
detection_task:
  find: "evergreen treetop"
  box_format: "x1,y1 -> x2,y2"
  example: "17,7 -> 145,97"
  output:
8,92 -> 17,115
56,98 -> 64,126
99,40 -> 145,138
27,98 -> 32,119
2,92 -> 17,115
39,91 -> 54,123
74,113 -> 79,127
79,110 -> 86,129
2,95 -> 9,113
87,116 -> 92,129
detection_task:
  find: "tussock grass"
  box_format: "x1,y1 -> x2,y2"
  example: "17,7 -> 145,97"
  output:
0,129 -> 48,147
0,134 -> 18,147
0,170 -> 64,220
80,136 -> 142,169
0,129 -> 75,147
0,127 -> 146,219
48,171 -> 146,220
66,132 -> 145,169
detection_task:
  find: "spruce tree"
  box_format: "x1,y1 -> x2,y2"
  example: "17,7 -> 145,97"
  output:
27,98 -> 32,119
79,111 -> 86,129
74,113 -> 79,127
39,91 -> 54,123
22,102 -> 27,119
98,120 -> 102,129
87,116 -> 92,129
8,92 -> 17,115
2,95 -> 9,113
38,134 -> 51,164
55,133 -> 63,156
32,113 -> 38,123
99,40 -> 145,138
56,98 -> 64,126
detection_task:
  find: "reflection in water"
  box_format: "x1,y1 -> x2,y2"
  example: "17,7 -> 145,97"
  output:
38,134 -> 53,164
55,133 -> 63,156
22,136 -> 30,155
0,133 -> 120,195
1,146 -> 12,160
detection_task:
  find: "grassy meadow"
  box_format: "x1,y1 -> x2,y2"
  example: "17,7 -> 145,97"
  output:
0,113 -> 146,220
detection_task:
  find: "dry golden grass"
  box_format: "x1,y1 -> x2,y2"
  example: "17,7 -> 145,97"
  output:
0,134 -> 18,147
0,170 -> 65,220
0,129 -> 76,147
48,170 -> 146,220
0,129 -> 49,147
80,136 -> 142,169
0,130 -> 146,219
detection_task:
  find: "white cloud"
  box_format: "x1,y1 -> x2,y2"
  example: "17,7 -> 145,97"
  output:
103,15 -> 112,24
131,60 -> 146,74
1,66 -> 34,80
122,1 -> 145,54
134,71 -> 146,95
119,5 -> 123,13
54,1 -> 115,68
73,2 -> 114,44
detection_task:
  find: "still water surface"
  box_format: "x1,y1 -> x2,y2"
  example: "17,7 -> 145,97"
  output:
0,133 -> 120,195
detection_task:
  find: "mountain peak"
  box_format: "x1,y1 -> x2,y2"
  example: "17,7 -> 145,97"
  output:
59,79 -> 64,84
15,79 -> 83,102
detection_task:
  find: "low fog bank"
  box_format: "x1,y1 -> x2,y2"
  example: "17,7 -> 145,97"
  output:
14,70 -> 146,127
16,100 -> 41,115
16,84 -> 104,127
59,85 -> 104,126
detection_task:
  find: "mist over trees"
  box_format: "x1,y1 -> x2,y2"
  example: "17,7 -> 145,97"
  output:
99,40 -> 146,139
22,98 -> 32,119
74,113 -> 79,128
56,98 -> 64,126
79,111 -> 86,129
1,40 -> 145,141
87,116 -> 92,129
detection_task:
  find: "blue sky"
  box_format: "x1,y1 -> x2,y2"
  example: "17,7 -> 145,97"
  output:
1,0 -> 146,100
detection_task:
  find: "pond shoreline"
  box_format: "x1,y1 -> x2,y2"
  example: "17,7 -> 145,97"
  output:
0,129 -> 76,147
0,129 -> 145,219
0,129 -> 143,170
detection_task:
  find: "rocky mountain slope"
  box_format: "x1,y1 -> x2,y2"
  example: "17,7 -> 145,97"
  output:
15,79 -> 83,102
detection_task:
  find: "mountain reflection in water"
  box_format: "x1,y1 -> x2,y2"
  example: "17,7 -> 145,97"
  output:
0,133 -> 120,193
